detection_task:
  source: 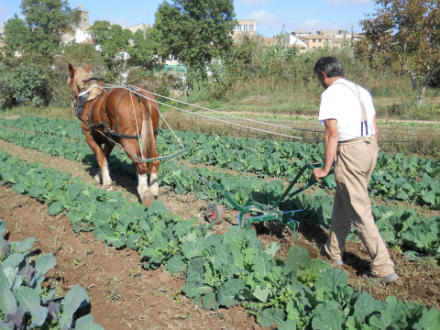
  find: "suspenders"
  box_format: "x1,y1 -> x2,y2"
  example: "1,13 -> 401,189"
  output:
333,80 -> 369,137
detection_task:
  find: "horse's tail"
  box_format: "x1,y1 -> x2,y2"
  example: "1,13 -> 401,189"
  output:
139,98 -> 155,161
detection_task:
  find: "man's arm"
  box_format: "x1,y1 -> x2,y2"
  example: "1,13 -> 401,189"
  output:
313,119 -> 338,181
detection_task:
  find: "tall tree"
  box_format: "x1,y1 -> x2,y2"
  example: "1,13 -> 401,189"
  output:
3,0 -> 79,61
357,0 -> 440,106
153,0 -> 235,75
128,29 -> 158,70
89,21 -> 134,78
2,16 -> 32,58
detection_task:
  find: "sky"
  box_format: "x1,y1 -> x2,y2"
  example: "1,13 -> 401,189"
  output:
0,0 -> 376,36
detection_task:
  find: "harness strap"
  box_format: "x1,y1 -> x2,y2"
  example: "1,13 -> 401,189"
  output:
87,98 -> 99,127
333,80 -> 369,137
115,91 -> 129,131
89,121 -> 160,140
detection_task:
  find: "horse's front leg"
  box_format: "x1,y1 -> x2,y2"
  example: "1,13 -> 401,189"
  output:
84,133 -> 112,190
148,160 -> 160,199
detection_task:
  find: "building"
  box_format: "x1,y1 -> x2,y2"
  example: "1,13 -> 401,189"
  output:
123,23 -> 151,34
291,30 -> 361,50
288,34 -> 307,51
60,5 -> 151,46
61,5 -> 92,44
233,20 -> 257,42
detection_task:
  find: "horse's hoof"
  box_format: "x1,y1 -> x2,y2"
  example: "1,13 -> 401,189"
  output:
94,174 -> 101,183
105,185 -> 113,191
141,193 -> 156,207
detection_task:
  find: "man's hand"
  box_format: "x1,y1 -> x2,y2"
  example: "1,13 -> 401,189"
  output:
313,167 -> 329,181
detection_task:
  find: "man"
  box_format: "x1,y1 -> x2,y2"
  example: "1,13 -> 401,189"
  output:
312,56 -> 398,283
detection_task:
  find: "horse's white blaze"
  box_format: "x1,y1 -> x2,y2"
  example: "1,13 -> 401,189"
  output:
149,173 -> 159,197
101,160 -> 112,187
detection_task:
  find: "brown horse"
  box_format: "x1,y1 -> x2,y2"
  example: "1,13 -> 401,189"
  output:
68,63 -> 160,206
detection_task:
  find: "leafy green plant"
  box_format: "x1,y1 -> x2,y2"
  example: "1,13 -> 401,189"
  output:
0,152 -> 439,329
0,221 -> 102,329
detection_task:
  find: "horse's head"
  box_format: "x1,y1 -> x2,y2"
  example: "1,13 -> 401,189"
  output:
68,63 -> 104,118
68,63 -> 92,99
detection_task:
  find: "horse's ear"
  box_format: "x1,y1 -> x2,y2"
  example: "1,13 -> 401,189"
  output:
68,63 -> 75,77
85,64 -> 92,72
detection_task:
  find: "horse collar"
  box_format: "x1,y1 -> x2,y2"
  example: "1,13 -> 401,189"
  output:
74,91 -> 89,119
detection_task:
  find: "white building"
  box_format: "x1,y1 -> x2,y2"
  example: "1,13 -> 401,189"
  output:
289,34 -> 308,51
61,6 -> 92,44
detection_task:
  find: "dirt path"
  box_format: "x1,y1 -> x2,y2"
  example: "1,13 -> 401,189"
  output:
0,140 -> 212,222
0,185 -> 258,330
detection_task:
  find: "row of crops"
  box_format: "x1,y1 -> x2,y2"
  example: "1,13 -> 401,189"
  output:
0,150 -> 438,329
0,221 -> 102,329
0,116 -> 439,209
0,116 -> 438,260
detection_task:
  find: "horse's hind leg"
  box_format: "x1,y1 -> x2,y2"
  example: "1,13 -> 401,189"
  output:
120,139 -> 154,206
85,134 -> 112,190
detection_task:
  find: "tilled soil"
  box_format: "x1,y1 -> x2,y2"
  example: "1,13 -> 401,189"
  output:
0,186 -> 258,330
0,138 -> 438,330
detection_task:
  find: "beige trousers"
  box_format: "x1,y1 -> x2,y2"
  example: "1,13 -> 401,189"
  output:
324,137 -> 395,277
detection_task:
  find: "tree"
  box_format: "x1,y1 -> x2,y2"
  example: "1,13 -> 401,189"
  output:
153,0 -> 235,76
2,16 -> 32,58
0,62 -> 50,108
128,29 -> 159,70
89,21 -> 134,79
3,0 -> 79,62
357,0 -> 440,106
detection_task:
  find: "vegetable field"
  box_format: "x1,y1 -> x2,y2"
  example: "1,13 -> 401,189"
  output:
0,115 -> 439,329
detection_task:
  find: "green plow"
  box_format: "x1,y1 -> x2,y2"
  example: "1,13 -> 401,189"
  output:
205,163 -> 333,234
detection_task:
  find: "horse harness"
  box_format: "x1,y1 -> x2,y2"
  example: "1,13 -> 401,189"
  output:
74,79 -> 158,141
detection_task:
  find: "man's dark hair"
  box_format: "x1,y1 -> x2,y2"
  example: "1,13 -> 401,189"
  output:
314,56 -> 344,78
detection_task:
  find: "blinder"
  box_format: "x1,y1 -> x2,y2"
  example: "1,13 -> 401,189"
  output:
74,90 -> 90,119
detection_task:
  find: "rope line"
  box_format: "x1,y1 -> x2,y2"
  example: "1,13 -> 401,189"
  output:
128,88 -> 144,160
92,83 -> 420,145
103,84 -> 305,140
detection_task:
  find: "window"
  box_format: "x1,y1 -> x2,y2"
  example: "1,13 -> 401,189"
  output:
312,39 -> 316,42
249,24 -> 254,31
238,24 -> 242,31
243,24 -> 248,31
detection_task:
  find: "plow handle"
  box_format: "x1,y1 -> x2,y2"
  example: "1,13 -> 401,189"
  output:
308,163 -> 333,189
275,163 -> 333,206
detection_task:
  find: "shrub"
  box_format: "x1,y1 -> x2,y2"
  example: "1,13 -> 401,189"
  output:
0,62 -> 50,109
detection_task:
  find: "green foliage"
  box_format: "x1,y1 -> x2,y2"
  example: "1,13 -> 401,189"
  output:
0,150 -> 438,329
357,0 -> 440,106
128,29 -> 159,70
0,63 -> 51,109
2,16 -> 32,58
89,20 -> 133,80
154,0 -> 235,75
0,222 -> 102,329
3,0 -> 78,62
0,115 -> 439,260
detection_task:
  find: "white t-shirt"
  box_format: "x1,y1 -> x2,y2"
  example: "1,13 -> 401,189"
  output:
318,78 -> 376,141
